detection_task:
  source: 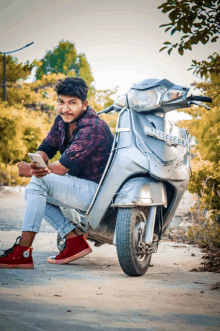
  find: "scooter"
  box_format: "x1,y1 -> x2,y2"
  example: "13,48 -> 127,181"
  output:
58,78 -> 212,277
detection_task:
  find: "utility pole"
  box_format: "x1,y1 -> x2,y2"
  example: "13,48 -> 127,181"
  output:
3,53 -> 6,101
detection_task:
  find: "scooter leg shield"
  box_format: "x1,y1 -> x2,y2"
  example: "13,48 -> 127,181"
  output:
111,177 -> 167,208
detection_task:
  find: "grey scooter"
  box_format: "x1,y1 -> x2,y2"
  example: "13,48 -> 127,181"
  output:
58,78 -> 212,277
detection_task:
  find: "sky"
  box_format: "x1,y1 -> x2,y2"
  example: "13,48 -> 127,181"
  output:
0,0 -> 219,120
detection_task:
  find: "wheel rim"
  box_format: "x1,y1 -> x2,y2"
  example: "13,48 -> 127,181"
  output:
133,210 -> 148,262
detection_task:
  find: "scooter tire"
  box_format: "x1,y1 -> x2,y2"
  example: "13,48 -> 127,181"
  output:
116,207 -> 152,277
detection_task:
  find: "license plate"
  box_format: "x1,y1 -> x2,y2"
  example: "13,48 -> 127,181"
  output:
144,127 -> 189,147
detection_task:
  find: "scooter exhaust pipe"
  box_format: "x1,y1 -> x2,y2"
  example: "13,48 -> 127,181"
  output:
144,206 -> 157,245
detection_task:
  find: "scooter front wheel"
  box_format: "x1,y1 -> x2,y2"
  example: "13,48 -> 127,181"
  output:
116,207 -> 152,277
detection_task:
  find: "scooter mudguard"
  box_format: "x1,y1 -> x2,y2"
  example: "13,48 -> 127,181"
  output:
111,177 -> 167,208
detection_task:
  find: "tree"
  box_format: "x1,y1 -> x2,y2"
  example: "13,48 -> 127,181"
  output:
158,0 -> 220,168
35,40 -> 118,132
176,74 -> 220,247
0,42 -> 118,185
0,102 -> 50,186
35,40 -> 94,85
89,87 -> 118,133
0,54 -> 34,101
159,0 -> 220,248
158,0 -> 220,77
0,103 -> 50,164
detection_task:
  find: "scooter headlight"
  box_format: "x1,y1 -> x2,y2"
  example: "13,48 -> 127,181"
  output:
127,86 -> 167,112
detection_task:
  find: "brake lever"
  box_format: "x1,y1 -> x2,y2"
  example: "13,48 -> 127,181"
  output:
188,100 -> 210,110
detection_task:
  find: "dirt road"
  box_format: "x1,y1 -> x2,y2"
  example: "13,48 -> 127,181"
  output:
0,189 -> 220,330
0,231 -> 220,331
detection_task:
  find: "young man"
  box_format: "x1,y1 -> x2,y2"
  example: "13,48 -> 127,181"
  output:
0,77 -> 113,269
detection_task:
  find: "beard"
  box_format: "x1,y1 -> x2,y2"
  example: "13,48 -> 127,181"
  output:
61,109 -> 86,124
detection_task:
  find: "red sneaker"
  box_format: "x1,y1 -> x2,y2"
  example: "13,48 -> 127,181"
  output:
0,236 -> 34,269
47,235 -> 92,264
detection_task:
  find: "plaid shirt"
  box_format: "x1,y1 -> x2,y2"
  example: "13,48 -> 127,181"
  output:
37,106 -> 113,183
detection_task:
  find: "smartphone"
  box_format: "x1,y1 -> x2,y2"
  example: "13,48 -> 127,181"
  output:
28,153 -> 47,168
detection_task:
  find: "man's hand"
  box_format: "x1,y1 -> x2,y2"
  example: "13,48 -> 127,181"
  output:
17,161 -> 51,178
17,162 -> 32,177
30,162 -> 51,178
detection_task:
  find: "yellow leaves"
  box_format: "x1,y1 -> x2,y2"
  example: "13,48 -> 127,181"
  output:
32,73 -> 65,88
178,75 -> 220,164
191,155 -> 211,172
88,86 -> 118,133
188,154 -> 220,216
0,103 -> 50,167
0,162 -> 30,186
6,84 -> 38,107
66,70 -> 76,77
0,54 -> 34,83
100,112 -> 118,134
34,60 -> 42,67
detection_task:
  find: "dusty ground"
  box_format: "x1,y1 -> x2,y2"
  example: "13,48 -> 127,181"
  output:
1,231 -> 220,331
0,189 -> 220,330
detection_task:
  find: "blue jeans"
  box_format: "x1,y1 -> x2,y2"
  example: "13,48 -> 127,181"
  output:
21,174 -> 98,238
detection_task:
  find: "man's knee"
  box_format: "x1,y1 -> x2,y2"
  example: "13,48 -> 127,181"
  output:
24,176 -> 45,200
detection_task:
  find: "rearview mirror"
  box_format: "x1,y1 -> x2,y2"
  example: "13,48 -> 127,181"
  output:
114,94 -> 126,112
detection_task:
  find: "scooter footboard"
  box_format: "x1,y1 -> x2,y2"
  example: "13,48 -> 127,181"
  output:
111,177 -> 167,208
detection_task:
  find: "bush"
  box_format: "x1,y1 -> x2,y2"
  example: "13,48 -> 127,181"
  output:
187,211 -> 220,250
0,163 -> 29,186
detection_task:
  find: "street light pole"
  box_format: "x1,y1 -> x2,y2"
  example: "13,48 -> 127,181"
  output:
1,42 -> 34,102
3,54 -> 6,101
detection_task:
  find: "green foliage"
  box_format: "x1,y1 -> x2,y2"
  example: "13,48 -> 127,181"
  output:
35,40 -> 94,85
189,53 -> 220,79
158,0 -> 219,54
158,0 -> 220,77
78,54 -> 94,87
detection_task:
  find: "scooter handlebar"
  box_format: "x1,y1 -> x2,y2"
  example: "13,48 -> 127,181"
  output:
97,105 -> 114,115
190,95 -> 212,103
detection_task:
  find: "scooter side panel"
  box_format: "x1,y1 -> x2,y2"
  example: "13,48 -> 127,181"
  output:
87,145 -> 149,233
111,177 -> 167,207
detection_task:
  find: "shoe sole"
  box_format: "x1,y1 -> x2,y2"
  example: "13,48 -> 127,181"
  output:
47,247 -> 92,265
0,263 -> 34,269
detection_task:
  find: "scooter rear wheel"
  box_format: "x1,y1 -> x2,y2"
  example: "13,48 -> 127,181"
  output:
116,207 -> 152,277
57,234 -> 66,251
